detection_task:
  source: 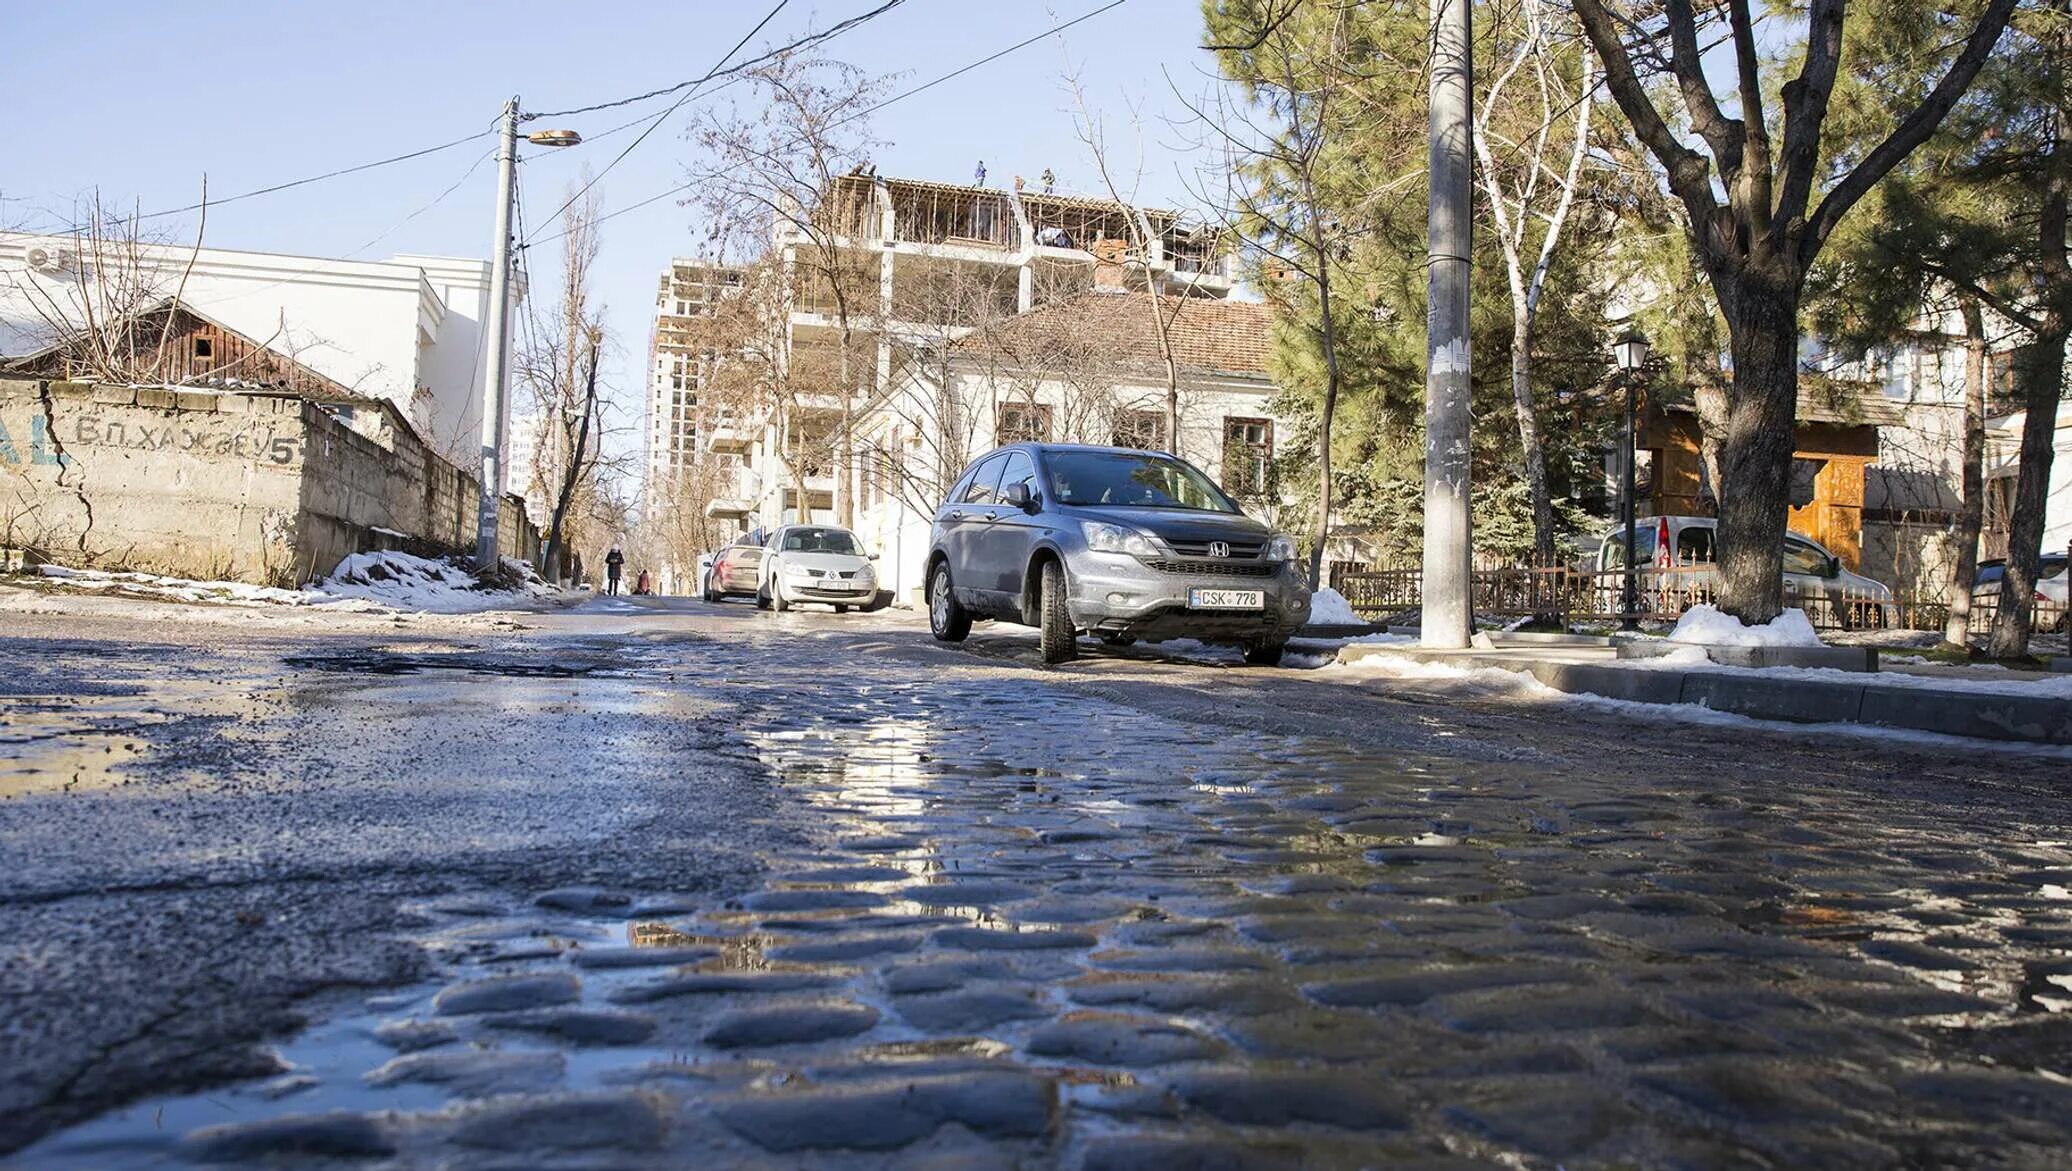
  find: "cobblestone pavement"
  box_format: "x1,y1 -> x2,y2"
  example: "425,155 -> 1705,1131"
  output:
8,601 -> 2072,1168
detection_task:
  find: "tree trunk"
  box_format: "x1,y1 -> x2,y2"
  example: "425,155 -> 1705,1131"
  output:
1714,275 -> 1803,624
1939,299 -> 1988,652
1511,313 -> 1555,566
1986,327 -> 2066,658
836,321 -> 855,527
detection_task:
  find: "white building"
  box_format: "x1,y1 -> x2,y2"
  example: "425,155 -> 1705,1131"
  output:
0,232 -> 511,466
1987,401 -> 2072,561
851,290 -> 1288,604
686,173 -> 1240,542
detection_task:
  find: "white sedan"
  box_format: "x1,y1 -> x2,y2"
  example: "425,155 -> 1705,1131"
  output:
758,524 -> 883,613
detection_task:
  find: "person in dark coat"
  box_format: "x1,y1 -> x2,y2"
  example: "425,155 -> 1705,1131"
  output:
605,546 -> 625,596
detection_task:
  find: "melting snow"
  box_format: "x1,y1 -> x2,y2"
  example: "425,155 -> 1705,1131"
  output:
1667,603 -> 1824,647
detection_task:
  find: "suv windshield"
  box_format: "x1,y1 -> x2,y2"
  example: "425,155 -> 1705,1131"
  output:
782,527 -> 863,555
1043,450 -> 1238,513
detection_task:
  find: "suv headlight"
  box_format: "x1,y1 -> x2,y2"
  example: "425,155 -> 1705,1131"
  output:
783,564 -> 818,579
1266,534 -> 1298,563
1081,520 -> 1163,558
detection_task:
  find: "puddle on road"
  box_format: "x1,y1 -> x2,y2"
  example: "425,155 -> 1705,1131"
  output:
0,695 -> 165,797
15,645 -> 2072,1167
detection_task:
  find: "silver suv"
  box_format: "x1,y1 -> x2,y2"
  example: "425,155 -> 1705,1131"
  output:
926,443 -> 1312,665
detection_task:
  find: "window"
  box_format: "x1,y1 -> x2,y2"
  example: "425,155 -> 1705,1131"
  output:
1223,418 -> 1273,495
781,527 -> 863,555
1674,525 -> 1715,565
1789,458 -> 1826,509
191,336 -> 213,359
1601,525 -> 1657,570
997,451 -> 1038,504
960,454 -> 1009,505
1043,450 -> 1238,513
996,402 -> 1052,446
1111,409 -> 1167,451
1782,538 -> 1833,576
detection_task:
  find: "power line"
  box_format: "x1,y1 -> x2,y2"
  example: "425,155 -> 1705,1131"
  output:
522,0 -> 911,122
36,121 -> 501,232
526,0 -> 1133,249
847,0 -> 1126,124
527,0 -> 794,244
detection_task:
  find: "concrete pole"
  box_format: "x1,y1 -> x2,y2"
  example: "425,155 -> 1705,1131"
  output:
475,96 -> 520,570
1421,0 -> 1474,648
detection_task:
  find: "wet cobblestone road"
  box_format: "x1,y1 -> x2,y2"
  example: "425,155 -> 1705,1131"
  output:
9,606 -> 2072,1168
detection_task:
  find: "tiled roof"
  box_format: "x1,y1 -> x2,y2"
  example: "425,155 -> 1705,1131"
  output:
958,292 -> 1271,379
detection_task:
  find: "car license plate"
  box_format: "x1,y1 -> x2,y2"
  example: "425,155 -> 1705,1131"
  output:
1190,588 -> 1264,610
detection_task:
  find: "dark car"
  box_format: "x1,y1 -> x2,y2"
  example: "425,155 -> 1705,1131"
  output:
925,443 -> 1311,665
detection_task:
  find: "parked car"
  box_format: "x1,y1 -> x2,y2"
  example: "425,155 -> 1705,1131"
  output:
703,528 -> 770,603
1594,516 -> 1897,628
925,443 -> 1312,665
1972,553 -> 2069,630
755,524 -> 882,613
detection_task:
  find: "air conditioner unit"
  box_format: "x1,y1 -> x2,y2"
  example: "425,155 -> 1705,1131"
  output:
24,245 -> 74,274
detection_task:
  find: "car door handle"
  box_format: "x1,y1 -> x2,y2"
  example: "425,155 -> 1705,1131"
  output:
945,509 -> 967,521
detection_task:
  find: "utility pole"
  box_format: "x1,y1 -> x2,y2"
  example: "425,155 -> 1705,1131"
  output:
1421,0 -> 1474,648
475,96 -> 521,570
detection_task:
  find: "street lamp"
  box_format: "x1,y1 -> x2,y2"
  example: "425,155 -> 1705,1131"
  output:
476,99 -> 582,570
1614,328 -> 1651,630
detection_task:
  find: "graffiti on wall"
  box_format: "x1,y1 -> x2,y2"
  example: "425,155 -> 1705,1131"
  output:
0,412 -> 301,467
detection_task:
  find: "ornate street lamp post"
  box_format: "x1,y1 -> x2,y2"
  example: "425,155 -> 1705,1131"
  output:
1613,330 -> 1651,630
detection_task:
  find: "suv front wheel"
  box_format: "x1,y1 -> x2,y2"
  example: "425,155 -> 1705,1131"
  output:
1037,559 -> 1077,665
929,561 -> 971,642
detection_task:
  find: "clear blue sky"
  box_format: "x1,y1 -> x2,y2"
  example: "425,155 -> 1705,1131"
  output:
3,1 -> 1226,490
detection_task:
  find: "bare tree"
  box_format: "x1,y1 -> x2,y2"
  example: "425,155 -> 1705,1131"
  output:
517,180 -> 613,580
1063,68 -> 1209,459
1473,0 -> 1596,567
1572,0 -> 2017,623
688,52 -> 886,527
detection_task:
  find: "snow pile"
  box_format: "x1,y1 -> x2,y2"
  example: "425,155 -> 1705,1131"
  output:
35,564 -> 319,607
1307,588 -> 1368,626
1331,650 -> 2072,756
313,552 -> 558,614
1667,604 -> 1823,647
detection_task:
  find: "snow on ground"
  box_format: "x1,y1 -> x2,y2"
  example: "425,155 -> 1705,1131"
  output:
1668,603 -> 1824,647
1617,647 -> 2072,697
33,565 -> 384,610
1307,588 -> 1367,626
313,552 -> 562,614
1329,652 -> 2072,758
23,553 -> 568,615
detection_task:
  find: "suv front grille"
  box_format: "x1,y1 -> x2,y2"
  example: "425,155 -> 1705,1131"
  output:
1166,539 -> 1265,559
1144,558 -> 1278,577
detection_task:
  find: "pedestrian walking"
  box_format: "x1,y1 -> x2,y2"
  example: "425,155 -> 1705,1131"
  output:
605,546 -> 625,596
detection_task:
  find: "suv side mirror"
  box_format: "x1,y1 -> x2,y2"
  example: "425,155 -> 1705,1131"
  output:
1825,555 -> 1842,579
869,552 -> 880,561
1002,482 -> 1035,511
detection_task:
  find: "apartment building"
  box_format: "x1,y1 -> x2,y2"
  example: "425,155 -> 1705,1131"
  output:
676,171 -> 1237,521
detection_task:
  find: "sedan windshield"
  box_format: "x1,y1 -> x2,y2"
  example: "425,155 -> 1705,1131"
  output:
1043,451 -> 1238,513
782,527 -> 863,555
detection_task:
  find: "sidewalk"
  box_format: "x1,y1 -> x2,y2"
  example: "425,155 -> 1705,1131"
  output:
1335,639 -> 2072,747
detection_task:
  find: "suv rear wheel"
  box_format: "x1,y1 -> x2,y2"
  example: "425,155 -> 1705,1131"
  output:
1037,559 -> 1077,665
929,561 -> 971,642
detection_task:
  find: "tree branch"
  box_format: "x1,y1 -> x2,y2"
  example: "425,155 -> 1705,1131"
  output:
1798,0 -> 2019,264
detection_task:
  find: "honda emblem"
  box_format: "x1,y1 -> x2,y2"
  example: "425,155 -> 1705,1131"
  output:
1208,541 -> 1230,559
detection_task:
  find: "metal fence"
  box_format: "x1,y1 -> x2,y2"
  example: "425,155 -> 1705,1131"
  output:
1332,565 -> 2068,634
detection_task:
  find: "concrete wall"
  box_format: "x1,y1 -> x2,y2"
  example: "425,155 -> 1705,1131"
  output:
0,378 -> 536,585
